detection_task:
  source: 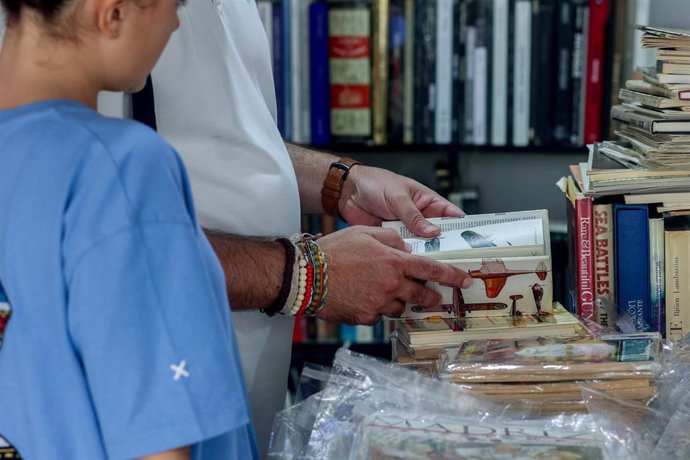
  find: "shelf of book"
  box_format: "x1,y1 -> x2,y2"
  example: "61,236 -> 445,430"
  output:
304,143 -> 589,155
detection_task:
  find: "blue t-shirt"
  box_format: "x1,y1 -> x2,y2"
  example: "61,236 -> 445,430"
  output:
0,100 -> 258,459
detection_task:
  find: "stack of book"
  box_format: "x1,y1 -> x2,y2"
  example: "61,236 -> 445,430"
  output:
439,333 -> 662,414
396,302 -> 582,359
385,210 -> 588,369
560,25 -> 690,340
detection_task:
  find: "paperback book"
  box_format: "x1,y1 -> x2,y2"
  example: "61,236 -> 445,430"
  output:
353,412 -> 609,460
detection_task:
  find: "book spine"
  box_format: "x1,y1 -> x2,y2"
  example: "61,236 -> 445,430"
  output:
387,1 -> 406,144
553,0 -> 574,144
282,0 -> 293,140
472,1 -> 491,146
583,0 -> 609,144
450,0 -> 462,144
310,1 -> 332,145
423,1 -> 437,144
464,4 -> 476,144
570,0 -> 588,146
402,0 -> 415,144
372,0 -> 390,145
665,229 -> 690,341
532,0 -> 555,147
576,196 -> 596,321
607,0 -> 627,138
299,0 -> 312,144
435,0 -> 454,144
618,89 -> 667,109
614,204 -> 651,332
290,0 -> 303,143
272,4 -> 286,137
491,0 -> 509,146
512,0 -> 531,147
593,203 -> 616,328
328,5 -> 373,142
649,217 -> 665,335
457,0 -> 469,144
610,105 -> 655,134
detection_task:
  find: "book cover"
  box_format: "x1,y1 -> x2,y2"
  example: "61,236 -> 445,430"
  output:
309,1 -> 332,145
593,203 -> 616,328
442,333 -> 662,378
329,3 -> 373,141
664,216 -> 690,341
614,203 -> 651,332
354,412 -> 609,460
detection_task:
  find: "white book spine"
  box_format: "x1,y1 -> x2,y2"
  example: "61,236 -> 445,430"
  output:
633,0 -> 655,71
290,0 -> 304,143
473,46 -> 488,145
299,0 -> 312,143
355,325 -> 375,343
465,26 -> 476,143
257,1 -> 274,64
435,0 -> 454,144
512,0 -> 531,147
491,0 -> 509,146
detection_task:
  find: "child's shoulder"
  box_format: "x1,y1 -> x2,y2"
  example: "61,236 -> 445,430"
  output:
55,103 -> 181,172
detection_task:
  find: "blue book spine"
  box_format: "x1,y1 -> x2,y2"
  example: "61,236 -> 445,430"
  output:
614,204 -> 651,332
339,324 -> 358,343
272,5 -> 285,137
309,1 -> 332,145
282,0 -> 293,140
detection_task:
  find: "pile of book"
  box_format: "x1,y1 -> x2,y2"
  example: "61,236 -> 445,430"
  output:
438,333 -> 662,414
561,25 -> 690,340
384,210 -> 590,371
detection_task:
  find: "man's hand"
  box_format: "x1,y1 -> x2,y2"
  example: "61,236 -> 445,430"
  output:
315,226 -> 472,325
339,165 -> 464,238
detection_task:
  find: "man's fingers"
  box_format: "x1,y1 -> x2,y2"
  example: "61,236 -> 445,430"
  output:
394,279 -> 443,310
391,199 -> 442,238
403,255 -> 473,289
366,227 -> 408,252
380,300 -> 406,319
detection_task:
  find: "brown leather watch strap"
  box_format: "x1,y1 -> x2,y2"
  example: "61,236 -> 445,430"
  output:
321,157 -> 362,217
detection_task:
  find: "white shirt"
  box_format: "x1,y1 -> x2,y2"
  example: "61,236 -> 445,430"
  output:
150,2 -> 301,458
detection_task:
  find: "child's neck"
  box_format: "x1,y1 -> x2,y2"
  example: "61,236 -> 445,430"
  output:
0,24 -> 100,111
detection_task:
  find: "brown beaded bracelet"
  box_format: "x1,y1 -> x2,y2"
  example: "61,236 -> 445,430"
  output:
261,238 -> 296,317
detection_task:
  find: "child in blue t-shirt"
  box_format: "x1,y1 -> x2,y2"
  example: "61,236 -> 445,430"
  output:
0,1 -> 257,459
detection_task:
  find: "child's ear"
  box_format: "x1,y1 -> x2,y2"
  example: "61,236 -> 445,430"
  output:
92,0 -> 129,39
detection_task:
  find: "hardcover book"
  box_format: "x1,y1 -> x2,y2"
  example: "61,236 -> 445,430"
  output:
383,210 -> 552,319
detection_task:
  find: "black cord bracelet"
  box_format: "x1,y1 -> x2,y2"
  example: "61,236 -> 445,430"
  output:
262,238 -> 296,317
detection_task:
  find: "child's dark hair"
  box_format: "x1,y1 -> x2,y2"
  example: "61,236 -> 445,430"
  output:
2,0 -> 70,22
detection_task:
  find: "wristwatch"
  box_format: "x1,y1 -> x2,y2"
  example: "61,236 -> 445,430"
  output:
320,157 -> 362,217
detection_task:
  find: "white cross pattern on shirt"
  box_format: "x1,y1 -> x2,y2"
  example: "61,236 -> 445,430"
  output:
170,360 -> 190,381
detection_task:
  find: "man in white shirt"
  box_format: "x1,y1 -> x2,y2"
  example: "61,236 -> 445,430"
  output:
2,2 -> 468,457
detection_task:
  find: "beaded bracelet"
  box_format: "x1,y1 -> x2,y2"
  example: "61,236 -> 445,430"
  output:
281,234 -> 329,317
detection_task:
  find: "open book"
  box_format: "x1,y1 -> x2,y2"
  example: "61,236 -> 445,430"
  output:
383,210 -> 552,319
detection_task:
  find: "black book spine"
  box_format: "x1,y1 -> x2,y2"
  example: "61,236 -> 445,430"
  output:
533,0 -> 556,146
570,0 -> 588,147
413,0 -> 427,143
451,0 -> 462,144
553,0 -> 574,145
463,0 -> 476,144
506,0 -> 515,146
423,0 -> 437,144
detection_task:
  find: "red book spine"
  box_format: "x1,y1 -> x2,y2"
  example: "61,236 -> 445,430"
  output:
576,197 -> 596,321
583,0 -> 609,144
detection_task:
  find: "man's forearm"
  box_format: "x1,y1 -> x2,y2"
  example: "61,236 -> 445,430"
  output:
206,231 -> 285,310
285,142 -> 338,214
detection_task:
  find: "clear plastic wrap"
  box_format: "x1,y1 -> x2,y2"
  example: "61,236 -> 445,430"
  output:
390,331 -> 440,375
349,409 -> 609,460
269,348 -> 506,459
581,334 -> 690,459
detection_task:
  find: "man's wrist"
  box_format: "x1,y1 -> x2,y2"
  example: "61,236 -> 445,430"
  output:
320,157 -> 362,217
